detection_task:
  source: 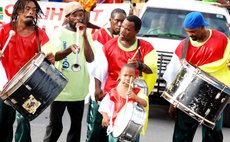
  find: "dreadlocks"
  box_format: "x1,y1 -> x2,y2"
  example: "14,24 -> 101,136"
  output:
10,0 -> 44,27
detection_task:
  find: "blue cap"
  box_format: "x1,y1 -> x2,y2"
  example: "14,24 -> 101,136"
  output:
183,12 -> 210,28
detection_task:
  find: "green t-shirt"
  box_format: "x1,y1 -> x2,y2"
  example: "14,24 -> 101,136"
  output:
51,27 -> 94,101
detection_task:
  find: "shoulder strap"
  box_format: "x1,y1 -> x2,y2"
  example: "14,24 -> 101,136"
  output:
137,39 -> 143,77
181,37 -> 189,60
34,26 -> 41,52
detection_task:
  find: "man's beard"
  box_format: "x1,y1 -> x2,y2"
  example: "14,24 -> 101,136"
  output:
24,16 -> 35,26
69,22 -> 77,31
25,20 -> 34,26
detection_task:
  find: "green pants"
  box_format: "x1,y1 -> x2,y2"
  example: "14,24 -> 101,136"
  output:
0,100 -> 31,142
173,110 -> 223,142
86,99 -> 108,142
15,112 -> 31,142
0,100 -> 15,142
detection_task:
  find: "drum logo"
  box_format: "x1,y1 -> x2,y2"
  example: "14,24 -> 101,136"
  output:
62,60 -> 69,69
22,95 -> 41,114
62,41 -> 70,69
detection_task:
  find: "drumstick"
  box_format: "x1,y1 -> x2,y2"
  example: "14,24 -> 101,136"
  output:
131,47 -> 140,60
125,76 -> 133,110
1,30 -> 15,54
128,76 -> 133,92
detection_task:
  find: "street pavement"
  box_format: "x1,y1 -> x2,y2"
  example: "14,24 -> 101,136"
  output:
14,104 -> 230,142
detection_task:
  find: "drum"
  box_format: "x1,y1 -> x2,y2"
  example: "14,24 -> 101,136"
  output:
161,61 -> 230,128
0,53 -> 68,120
113,102 -> 146,142
133,78 -> 148,96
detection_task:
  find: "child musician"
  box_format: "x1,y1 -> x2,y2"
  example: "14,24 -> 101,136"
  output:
99,64 -> 147,142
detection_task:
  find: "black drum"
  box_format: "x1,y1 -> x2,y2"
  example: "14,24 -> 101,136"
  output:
161,61 -> 230,128
0,53 -> 68,120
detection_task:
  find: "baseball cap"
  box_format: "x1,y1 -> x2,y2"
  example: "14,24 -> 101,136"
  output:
64,2 -> 83,17
183,12 -> 210,28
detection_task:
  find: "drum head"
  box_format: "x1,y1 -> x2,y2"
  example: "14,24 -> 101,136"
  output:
113,102 -> 134,137
162,60 -> 230,129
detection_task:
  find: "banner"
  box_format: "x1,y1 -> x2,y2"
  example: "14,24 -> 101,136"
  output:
0,0 -> 130,37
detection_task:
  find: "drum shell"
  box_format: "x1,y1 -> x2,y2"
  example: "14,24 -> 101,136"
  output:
0,53 -> 68,120
162,61 -> 230,128
113,102 -> 146,141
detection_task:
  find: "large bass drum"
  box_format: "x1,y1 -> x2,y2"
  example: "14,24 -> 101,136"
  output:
0,53 -> 68,120
161,61 -> 230,129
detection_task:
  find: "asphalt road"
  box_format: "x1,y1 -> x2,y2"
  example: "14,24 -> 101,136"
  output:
13,104 -> 230,142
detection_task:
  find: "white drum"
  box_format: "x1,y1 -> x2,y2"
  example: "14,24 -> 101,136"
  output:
113,102 -> 146,142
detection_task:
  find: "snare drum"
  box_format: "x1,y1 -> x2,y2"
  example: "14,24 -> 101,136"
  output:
0,53 -> 68,120
162,61 -> 230,128
113,102 -> 146,142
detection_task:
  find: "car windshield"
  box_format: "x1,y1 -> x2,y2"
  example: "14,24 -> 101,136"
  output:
138,7 -> 230,39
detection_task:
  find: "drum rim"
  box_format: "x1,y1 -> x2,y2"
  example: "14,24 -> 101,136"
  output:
113,102 -> 146,137
183,61 -> 230,95
161,92 -> 216,128
0,53 -> 45,100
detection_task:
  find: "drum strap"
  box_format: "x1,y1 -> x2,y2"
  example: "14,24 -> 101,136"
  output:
181,37 -> 189,60
34,26 -> 41,52
137,39 -> 143,77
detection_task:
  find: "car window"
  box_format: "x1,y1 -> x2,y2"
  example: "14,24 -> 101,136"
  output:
138,7 -> 230,39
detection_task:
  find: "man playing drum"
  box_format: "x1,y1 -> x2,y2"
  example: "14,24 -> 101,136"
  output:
0,0 -> 54,142
163,11 -> 230,142
99,64 -> 147,142
93,15 -> 158,141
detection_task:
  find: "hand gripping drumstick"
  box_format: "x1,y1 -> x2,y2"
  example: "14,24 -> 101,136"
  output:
131,47 -> 140,60
124,76 -> 133,113
1,30 -> 15,55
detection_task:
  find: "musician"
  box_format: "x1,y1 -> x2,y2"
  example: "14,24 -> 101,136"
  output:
86,8 -> 127,142
43,2 -> 94,142
99,64 -> 147,142
163,11 -> 230,142
62,0 -> 100,30
93,15 -> 158,141
0,0 -> 54,142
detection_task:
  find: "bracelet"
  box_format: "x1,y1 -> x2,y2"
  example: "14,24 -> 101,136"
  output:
137,61 -> 144,70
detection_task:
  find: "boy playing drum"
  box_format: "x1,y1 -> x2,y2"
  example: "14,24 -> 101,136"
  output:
99,64 -> 147,142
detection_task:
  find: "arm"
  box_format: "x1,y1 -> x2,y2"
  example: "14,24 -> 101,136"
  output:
128,90 -> 147,107
138,62 -> 153,74
127,58 -> 152,74
92,42 -> 108,91
77,23 -> 94,63
55,44 -> 78,61
94,78 -> 104,102
98,94 -> 114,127
101,112 -> 110,127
